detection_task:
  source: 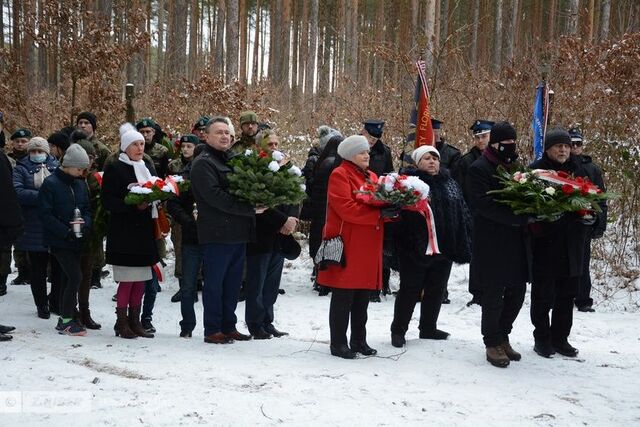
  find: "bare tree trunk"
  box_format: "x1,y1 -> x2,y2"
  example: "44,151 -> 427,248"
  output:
37,0 -> 47,88
0,0 -> 4,52
491,0 -> 503,74
547,0 -> 556,42
299,0 -> 308,91
505,0 -> 518,63
374,0 -> 385,86
132,0 -> 147,87
252,0 -> 260,84
281,0 -> 291,92
238,0 -> 247,83
23,0 -> 36,93
12,0 -> 20,64
157,0 -> 165,80
215,0 -> 226,77
269,1 -> 279,82
305,0 -> 318,100
565,0 -> 579,35
225,0 -> 239,82
586,0 -> 595,42
424,0 -> 436,71
260,5 -> 266,80
440,0 -> 448,51
166,0 -> 188,80
189,0 -> 199,79
291,0 -> 299,98
599,0 -> 611,40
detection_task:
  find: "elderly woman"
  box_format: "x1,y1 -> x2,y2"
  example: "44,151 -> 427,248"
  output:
317,135 -> 394,359
102,124 -> 159,339
390,145 -> 472,348
13,137 -> 59,319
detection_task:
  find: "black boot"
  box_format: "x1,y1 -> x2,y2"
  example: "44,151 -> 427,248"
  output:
330,344 -> 357,359
369,291 -> 381,303
534,339 -> 556,358
391,333 -> 406,348
0,274 -> 8,296
80,308 -> 102,330
171,289 -> 182,303
37,305 -> 50,319
264,323 -> 288,337
350,341 -> 377,356
552,339 -> 579,357
11,274 -> 29,285
91,269 -> 102,289
0,324 -> 16,334
0,332 -> 12,341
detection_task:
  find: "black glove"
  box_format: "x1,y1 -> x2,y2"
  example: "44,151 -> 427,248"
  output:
380,205 -> 401,219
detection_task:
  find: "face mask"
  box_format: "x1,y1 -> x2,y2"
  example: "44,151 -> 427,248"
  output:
496,143 -> 518,163
30,153 -> 47,163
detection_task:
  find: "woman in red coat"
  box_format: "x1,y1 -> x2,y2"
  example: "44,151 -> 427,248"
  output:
317,135 -> 396,359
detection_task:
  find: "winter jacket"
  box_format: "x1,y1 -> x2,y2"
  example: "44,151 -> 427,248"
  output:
436,139 -> 462,171
308,150 -> 341,259
395,168 -> 472,265
466,149 -> 531,287
231,134 -> 257,155
299,145 -> 321,220
247,206 -> 297,256
368,139 -> 394,177
190,144 -> 255,244
0,152 -> 24,247
89,135 -> 112,173
13,155 -> 59,252
102,158 -> 159,267
453,146 -> 482,201
168,156 -> 191,175
528,154 -> 590,279
317,161 -> 383,290
574,154 -> 607,239
38,167 -> 92,251
145,141 -> 170,178
166,162 -> 198,246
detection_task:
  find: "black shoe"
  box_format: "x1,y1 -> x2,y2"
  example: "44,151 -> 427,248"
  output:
577,305 -> 595,313
91,269 -> 102,289
179,330 -> 192,338
466,296 -> 481,307
533,340 -> 556,358
100,269 -> 110,279
11,275 -> 30,285
552,340 -> 579,357
37,305 -> 50,319
141,319 -> 156,333
350,341 -> 377,356
419,329 -> 450,340
330,344 -> 357,359
382,285 -> 391,296
264,324 -> 288,337
278,288 -> 285,295
441,297 -> 451,304
391,333 -> 406,348
249,327 -> 272,340
0,324 -> 16,334
318,286 -> 330,296
0,332 -> 12,341
55,318 -> 64,331
369,291 -> 381,303
171,290 -> 181,303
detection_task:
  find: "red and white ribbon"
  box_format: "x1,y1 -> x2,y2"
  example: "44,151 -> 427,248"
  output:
423,202 -> 441,255
152,263 -> 164,283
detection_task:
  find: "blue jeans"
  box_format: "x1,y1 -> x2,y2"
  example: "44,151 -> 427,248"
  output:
142,268 -> 159,321
202,242 -> 246,336
245,250 -> 285,331
180,244 -> 203,332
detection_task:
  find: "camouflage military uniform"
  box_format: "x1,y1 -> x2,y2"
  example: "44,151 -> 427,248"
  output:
89,135 -> 112,172
145,141 -> 170,178
231,134 -> 257,155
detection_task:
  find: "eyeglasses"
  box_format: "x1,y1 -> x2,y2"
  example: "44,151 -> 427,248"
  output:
572,142 -> 583,147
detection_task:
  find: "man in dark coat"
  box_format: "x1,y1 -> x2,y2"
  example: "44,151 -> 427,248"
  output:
0,150 -> 24,339
466,122 -> 531,368
361,119 -> 394,301
191,117 -> 257,344
569,128 -> 607,312
529,128 -> 592,359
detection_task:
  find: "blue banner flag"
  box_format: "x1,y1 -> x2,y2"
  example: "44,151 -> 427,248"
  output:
532,83 -> 546,160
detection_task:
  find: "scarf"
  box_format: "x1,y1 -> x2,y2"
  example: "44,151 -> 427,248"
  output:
118,153 -> 159,218
33,164 -> 52,189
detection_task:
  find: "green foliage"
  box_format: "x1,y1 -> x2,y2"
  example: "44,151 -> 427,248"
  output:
227,149 -> 306,209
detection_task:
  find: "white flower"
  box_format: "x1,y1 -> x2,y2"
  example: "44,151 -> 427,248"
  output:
544,186 -> 556,195
287,165 -> 302,177
244,149 -> 253,156
400,176 -> 430,199
161,185 -> 176,193
300,183 -> 306,191
130,186 -> 153,194
268,161 -> 280,172
518,178 -> 528,184
271,150 -> 285,162
168,175 -> 184,183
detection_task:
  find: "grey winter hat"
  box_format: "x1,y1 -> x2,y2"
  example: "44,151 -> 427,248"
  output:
337,135 -> 369,162
62,143 -> 90,168
27,137 -> 50,154
317,125 -> 342,150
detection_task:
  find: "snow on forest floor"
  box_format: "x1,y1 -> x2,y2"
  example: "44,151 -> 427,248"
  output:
1,244 -> 639,426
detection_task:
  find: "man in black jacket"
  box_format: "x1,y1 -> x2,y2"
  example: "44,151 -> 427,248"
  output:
569,128 -> 607,312
191,117 -> 258,344
529,128 -> 592,359
466,122 -> 531,368
361,119 -> 394,301
0,150 -> 24,340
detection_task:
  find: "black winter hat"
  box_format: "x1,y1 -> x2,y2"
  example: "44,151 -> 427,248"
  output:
47,132 -> 71,152
70,130 -> 89,144
76,112 -> 97,131
544,128 -> 572,150
489,121 -> 517,145
11,128 -> 32,140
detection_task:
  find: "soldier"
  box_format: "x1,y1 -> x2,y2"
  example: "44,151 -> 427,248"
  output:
168,134 -> 199,303
152,120 -> 176,159
569,128 -> 607,313
192,116 -> 210,145
76,112 -> 111,172
231,110 -> 259,154
361,119 -> 394,302
137,118 -> 170,178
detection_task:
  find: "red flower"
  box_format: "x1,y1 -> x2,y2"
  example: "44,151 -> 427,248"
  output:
576,209 -> 590,217
154,180 -> 166,188
561,184 -> 575,195
575,177 -> 584,184
580,184 -> 591,195
258,151 -> 268,158
143,182 -> 154,189
557,171 -> 570,178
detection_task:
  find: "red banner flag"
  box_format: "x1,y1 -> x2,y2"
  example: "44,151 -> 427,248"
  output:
412,60 -> 434,148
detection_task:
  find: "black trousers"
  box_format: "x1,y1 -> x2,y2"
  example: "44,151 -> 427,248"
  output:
329,288 -> 370,347
531,276 -> 579,343
48,255 -> 62,311
391,254 -> 450,336
51,248 -> 83,319
27,251 -> 49,308
481,283 -> 526,347
575,240 -> 593,308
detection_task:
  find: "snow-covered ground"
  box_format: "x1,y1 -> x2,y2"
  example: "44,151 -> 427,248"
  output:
1,244 -> 639,426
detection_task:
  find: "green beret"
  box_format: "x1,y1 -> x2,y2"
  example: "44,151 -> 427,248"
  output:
179,134 -> 199,145
193,116 -> 210,129
136,118 -> 157,130
11,128 -> 32,140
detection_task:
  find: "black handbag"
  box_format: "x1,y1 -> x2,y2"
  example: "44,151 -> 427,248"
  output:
314,220 -> 345,270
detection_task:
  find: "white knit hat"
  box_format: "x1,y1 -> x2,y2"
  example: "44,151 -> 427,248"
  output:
27,137 -> 50,154
411,145 -> 440,164
337,135 -> 369,161
119,123 -> 144,152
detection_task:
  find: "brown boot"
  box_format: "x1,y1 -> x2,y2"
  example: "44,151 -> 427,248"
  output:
128,306 -> 154,338
486,345 -> 510,368
114,307 -> 136,339
80,308 -> 102,330
501,340 -> 522,361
